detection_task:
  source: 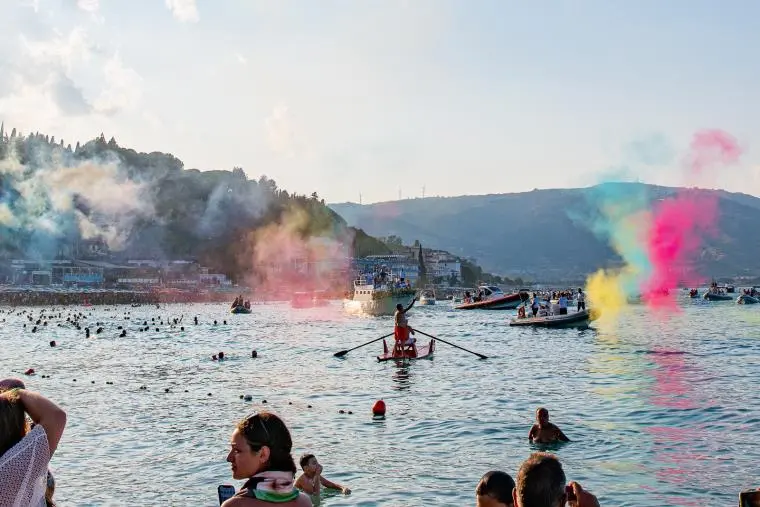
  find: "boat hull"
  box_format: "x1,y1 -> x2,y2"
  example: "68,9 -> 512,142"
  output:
418,297 -> 436,306
737,295 -> 760,304
343,292 -> 415,316
377,338 -> 435,362
455,292 -> 525,310
230,306 -> 252,314
703,293 -> 733,301
509,309 -> 591,329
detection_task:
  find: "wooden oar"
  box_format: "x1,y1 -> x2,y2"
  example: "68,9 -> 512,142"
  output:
412,328 -> 488,360
334,333 -> 394,357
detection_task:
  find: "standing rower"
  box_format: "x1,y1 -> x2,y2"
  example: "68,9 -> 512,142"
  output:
394,298 -> 417,353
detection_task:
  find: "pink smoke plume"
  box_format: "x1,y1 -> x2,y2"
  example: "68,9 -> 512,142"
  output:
642,130 -> 742,311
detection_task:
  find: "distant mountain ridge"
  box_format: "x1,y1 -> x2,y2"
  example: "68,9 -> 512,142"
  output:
330,183 -> 760,282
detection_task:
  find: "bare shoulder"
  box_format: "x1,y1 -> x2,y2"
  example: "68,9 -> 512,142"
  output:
221,497 -> 249,507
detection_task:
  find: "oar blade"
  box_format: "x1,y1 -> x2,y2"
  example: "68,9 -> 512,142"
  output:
333,350 -> 349,358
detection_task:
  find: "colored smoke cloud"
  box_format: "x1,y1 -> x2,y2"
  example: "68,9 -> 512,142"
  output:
584,129 -> 742,326
0,141 -> 153,255
243,205 -> 352,303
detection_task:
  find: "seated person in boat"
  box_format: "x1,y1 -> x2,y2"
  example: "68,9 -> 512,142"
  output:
476,470 -> 515,507
463,291 -> 473,303
528,407 -> 570,443
537,303 -> 549,317
394,298 -> 417,349
295,454 -> 350,496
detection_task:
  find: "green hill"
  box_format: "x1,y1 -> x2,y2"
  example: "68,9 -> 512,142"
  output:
0,129 -> 389,281
330,183 -> 760,282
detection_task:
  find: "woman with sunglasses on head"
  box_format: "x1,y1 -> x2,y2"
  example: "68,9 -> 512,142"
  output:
223,412 -> 312,506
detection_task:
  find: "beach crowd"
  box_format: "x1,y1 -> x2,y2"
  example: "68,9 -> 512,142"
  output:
1,376 -> 602,507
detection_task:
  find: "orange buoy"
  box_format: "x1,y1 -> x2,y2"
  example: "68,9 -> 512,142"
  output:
372,399 -> 386,416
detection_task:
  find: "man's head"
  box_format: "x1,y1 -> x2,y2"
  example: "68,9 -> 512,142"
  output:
396,303 -> 403,311
535,407 -> 549,426
513,453 -> 567,507
299,453 -> 319,476
476,470 -> 515,507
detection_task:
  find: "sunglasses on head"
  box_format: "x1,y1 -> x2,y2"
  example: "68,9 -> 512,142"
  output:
244,413 -> 271,443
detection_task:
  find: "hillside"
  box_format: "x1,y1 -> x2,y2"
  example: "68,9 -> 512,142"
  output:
0,128 -> 390,281
330,183 -> 760,281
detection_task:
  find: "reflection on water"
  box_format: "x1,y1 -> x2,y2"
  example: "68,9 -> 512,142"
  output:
1,301 -> 760,505
391,364 -> 412,390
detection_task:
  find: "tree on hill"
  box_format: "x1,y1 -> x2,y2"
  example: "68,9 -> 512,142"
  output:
417,243 -> 427,287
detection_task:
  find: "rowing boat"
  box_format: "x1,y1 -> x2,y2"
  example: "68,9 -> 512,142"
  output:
230,306 -> 252,314
377,338 -> 435,362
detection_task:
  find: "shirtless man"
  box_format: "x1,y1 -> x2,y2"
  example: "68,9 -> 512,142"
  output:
394,298 -> 417,346
295,454 -> 350,496
528,407 -> 570,443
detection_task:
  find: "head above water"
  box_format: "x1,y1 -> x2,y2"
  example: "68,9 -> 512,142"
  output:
476,470 -> 515,507
299,453 -> 320,476
536,407 -> 549,426
227,412 -> 296,480
513,453 -> 567,507
0,390 -> 28,457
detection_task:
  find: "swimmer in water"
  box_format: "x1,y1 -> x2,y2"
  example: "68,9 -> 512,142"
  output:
295,454 -> 350,496
528,407 -> 569,443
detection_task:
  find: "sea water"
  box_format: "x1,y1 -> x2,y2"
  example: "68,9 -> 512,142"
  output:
0,298 -> 758,506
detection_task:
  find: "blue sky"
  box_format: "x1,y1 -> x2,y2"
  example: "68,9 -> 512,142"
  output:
1,0 -> 758,203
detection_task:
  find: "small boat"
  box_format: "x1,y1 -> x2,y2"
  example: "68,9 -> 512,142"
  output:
509,309 -> 592,329
377,338 -> 435,362
737,294 -> 760,305
703,292 -> 733,301
455,285 -> 527,310
419,288 -> 436,306
230,305 -> 252,314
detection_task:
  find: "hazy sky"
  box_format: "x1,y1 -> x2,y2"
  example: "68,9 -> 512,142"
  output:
1,0 -> 759,203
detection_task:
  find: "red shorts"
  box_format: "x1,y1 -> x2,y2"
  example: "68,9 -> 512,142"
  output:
394,326 -> 409,342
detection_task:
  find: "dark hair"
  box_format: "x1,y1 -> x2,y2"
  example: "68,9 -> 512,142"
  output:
236,412 -> 296,473
515,453 -> 566,507
0,391 -> 28,457
476,470 -> 515,505
299,453 -> 315,469
396,304 -> 403,310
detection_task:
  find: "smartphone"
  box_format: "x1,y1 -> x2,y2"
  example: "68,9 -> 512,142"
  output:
740,489 -> 760,507
218,485 -> 236,505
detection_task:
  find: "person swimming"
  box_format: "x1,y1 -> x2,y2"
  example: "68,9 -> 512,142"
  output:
528,408 -> 570,443
294,454 -> 350,496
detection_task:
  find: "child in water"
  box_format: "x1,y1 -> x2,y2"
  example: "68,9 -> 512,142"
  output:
295,454 -> 350,496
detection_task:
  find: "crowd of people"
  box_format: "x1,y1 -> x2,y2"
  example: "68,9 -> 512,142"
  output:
1,372 -> 602,506
0,289 -> 239,307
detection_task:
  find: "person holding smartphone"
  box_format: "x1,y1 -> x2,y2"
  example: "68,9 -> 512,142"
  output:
0,380 -> 67,507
